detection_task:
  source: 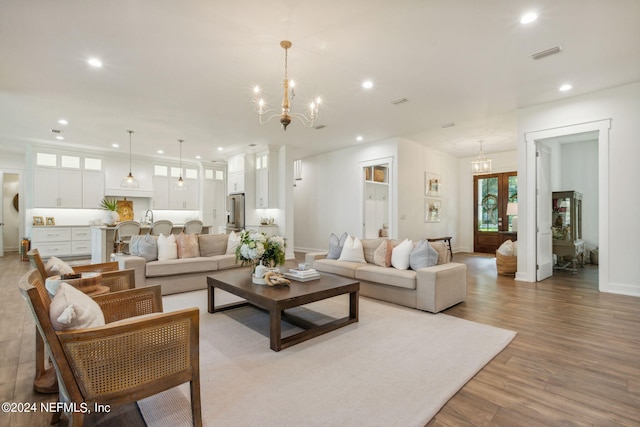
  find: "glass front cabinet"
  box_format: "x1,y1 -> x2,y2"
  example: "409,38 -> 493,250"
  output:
552,191 -> 584,272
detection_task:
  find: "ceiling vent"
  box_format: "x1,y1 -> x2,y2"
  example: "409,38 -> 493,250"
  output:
313,124 -> 326,130
50,129 -> 62,134
390,97 -> 408,105
440,122 -> 455,128
530,45 -> 562,60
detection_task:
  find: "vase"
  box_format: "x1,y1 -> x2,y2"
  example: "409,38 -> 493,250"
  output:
105,210 -> 120,226
252,261 -> 267,285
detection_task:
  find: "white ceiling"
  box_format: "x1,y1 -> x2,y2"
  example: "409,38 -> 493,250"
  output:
1,0 -> 638,163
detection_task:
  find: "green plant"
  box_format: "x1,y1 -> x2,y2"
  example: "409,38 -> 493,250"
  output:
99,198 -> 118,211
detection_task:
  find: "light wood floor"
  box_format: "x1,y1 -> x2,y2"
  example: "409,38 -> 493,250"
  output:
1,252 -> 639,426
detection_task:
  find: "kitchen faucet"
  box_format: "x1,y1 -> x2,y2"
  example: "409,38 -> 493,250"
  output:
144,209 -> 154,224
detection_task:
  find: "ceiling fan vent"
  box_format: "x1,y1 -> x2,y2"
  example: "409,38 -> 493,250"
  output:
390,97 -> 408,105
530,45 -> 562,60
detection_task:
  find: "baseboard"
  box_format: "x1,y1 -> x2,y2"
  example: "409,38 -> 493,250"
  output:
600,282 -> 640,297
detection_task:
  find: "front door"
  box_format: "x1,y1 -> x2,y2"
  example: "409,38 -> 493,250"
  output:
473,172 -> 517,253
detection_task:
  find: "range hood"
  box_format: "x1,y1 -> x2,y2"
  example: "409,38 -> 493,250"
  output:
104,187 -> 153,198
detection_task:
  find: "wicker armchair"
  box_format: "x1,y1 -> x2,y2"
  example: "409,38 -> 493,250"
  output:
21,270 -> 202,426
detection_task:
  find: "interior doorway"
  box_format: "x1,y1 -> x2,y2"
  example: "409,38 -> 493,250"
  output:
1,172 -> 21,256
360,157 -> 394,239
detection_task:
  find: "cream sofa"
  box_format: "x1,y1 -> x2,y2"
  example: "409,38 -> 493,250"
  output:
116,233 -> 241,295
305,237 -> 467,313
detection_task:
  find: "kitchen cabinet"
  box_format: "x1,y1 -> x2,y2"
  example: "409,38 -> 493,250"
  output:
82,171 -> 105,208
152,175 -> 198,210
34,167 -> 83,208
31,226 -> 91,258
255,149 -> 278,208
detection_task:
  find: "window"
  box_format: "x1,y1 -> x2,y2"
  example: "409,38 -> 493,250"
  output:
60,155 -> 80,168
36,153 -> 57,167
84,158 -> 102,170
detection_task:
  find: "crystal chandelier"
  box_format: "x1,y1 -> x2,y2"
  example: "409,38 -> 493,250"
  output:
121,130 -> 139,188
471,140 -> 492,175
252,40 -> 321,131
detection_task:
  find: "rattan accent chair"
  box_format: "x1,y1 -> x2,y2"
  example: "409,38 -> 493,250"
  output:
21,270 -> 202,426
183,219 -> 204,235
150,219 -> 174,236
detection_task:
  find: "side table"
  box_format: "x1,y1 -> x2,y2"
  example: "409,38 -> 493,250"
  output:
427,236 -> 453,260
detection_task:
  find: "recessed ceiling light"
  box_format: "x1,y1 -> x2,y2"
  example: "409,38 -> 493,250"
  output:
195,155 -> 201,159
58,119 -> 68,125
87,58 -> 103,68
157,149 -> 164,154
356,136 -> 363,142
362,80 -> 374,89
520,12 -> 538,24
559,83 -> 573,92
55,135 -> 64,140
217,147 -> 223,151
112,143 -> 119,148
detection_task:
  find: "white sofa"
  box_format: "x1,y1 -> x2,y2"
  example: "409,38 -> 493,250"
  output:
116,233 -> 241,295
305,238 -> 467,313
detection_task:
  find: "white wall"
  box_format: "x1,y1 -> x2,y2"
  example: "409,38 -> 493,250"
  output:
2,174 -> 20,251
517,82 -> 640,296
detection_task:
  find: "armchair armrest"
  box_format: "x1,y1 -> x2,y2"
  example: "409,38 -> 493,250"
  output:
101,269 -> 136,292
93,285 -> 163,323
56,307 -> 200,400
305,251 -> 328,266
73,262 -> 119,274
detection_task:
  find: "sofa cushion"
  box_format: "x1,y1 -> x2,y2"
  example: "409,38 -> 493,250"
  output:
215,254 -> 240,270
355,265 -> 417,290
198,234 -> 228,257
391,239 -> 413,270
362,238 -> 385,264
410,240 -> 438,270
145,257 -> 218,277
327,232 -> 348,259
338,236 -> 366,263
157,233 -> 178,261
176,232 -> 200,258
313,258 -> 363,279
130,234 -> 158,262
373,239 -> 392,267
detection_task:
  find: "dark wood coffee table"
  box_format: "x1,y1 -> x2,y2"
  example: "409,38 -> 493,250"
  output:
207,268 -> 359,351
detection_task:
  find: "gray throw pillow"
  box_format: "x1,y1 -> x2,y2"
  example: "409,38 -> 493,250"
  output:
409,239 -> 438,270
327,232 -> 348,259
130,234 -> 158,262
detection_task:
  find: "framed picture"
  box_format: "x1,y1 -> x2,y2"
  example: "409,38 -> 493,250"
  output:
425,198 -> 441,223
425,173 -> 441,197
46,217 -> 56,226
33,216 -> 44,226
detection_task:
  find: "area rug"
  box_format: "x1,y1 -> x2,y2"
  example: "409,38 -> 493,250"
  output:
138,289 -> 516,427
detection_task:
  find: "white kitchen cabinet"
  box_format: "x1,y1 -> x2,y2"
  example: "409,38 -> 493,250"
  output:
255,149 -> 278,208
152,176 -> 170,209
153,175 -> 198,210
227,171 -> 245,194
34,168 -> 83,208
31,226 -> 91,258
82,171 -> 105,209
203,166 -> 226,231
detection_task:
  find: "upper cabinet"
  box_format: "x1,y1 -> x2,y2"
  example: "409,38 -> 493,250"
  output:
33,153 -> 104,208
152,164 -> 199,210
227,153 -> 247,194
255,148 -> 278,208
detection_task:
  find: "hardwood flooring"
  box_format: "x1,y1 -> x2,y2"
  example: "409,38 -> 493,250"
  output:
1,252 -> 638,426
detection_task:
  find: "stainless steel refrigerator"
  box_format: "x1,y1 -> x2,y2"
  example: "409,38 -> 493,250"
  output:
226,193 -> 245,232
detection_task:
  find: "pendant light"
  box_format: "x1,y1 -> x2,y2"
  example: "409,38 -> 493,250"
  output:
174,139 -> 187,191
471,140 -> 492,175
121,130 -> 139,188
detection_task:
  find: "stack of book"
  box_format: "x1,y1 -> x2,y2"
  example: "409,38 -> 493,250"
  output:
284,268 -> 321,282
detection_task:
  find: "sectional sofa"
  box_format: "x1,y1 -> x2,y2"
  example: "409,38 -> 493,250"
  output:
305,237 -> 467,313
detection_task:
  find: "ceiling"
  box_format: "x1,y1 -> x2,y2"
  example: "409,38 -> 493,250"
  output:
1,0 -> 638,163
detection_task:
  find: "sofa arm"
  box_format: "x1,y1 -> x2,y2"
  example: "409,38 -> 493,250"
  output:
305,251 -> 328,266
415,262 -> 467,313
115,255 -> 147,288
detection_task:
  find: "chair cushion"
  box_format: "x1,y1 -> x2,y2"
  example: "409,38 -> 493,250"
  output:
327,232 -> 348,259
49,283 -> 105,330
410,240 -> 438,270
45,256 -> 75,276
176,232 -> 200,258
198,234 -> 228,257
130,234 -> 158,262
157,233 -> 178,261
338,236 -> 366,263
391,239 -> 413,270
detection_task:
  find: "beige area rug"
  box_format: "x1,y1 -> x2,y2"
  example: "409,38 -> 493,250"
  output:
138,289 -> 516,427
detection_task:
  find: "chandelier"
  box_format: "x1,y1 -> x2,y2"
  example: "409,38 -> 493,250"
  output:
252,40 -> 321,131
471,140 -> 492,175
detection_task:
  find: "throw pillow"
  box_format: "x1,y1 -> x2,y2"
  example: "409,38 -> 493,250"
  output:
176,232 -> 199,259
225,230 -> 240,255
327,232 -> 348,259
391,239 -> 413,270
338,235 -> 366,263
410,240 -> 438,270
373,239 -> 391,267
157,233 -> 178,261
45,256 -> 75,276
49,283 -> 105,330
130,234 -> 158,262
198,234 -> 228,257
497,240 -> 514,256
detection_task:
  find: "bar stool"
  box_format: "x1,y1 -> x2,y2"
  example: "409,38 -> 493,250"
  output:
150,220 -> 173,236
114,221 -> 141,254
183,219 -> 203,234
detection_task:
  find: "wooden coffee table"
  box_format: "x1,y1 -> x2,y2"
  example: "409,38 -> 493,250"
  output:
207,268 -> 359,351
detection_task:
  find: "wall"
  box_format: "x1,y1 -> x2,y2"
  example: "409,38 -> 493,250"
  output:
517,82 -> 640,296
2,174 -> 20,251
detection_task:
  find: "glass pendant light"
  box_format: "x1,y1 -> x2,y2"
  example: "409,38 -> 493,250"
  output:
121,130 -> 139,188
174,139 -> 187,191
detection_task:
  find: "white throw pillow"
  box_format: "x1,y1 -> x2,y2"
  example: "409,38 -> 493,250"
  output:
391,239 -> 413,270
49,283 -> 105,330
157,233 -> 178,261
338,236 -> 366,263
497,240 -> 514,256
45,256 -> 75,276
226,230 -> 241,254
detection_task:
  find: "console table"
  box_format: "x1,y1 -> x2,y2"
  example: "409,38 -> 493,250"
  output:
427,236 -> 453,260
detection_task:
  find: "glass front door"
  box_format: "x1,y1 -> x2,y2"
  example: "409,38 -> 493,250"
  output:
473,172 -> 517,253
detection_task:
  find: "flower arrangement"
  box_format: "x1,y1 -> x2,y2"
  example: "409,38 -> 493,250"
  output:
235,230 -> 286,270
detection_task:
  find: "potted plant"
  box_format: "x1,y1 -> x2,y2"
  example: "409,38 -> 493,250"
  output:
100,198 -> 120,225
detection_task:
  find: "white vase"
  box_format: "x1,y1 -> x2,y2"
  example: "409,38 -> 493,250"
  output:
106,210 -> 120,225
